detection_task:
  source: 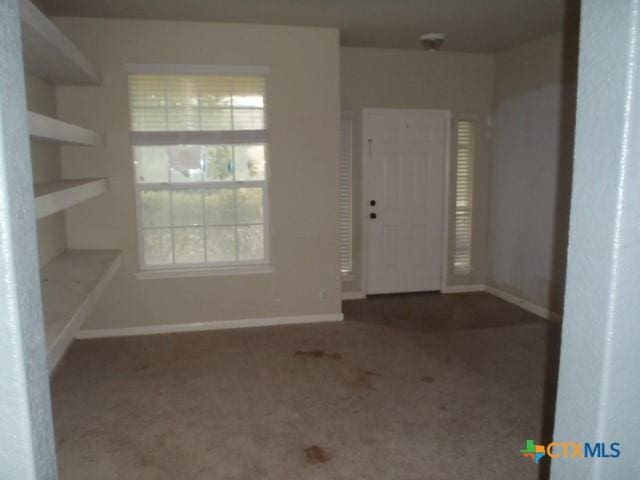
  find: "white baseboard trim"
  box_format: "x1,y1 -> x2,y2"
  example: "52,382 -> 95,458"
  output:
76,313 -> 344,339
484,285 -> 562,321
342,291 -> 366,300
441,284 -> 486,294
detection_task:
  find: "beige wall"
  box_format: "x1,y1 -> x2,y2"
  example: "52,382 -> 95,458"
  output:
340,47 -> 494,293
54,18 -> 341,330
26,74 -> 67,268
488,32 -> 577,314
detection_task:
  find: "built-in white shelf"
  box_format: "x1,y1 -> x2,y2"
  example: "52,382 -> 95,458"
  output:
41,249 -> 122,371
34,178 -> 107,220
28,111 -> 102,146
20,0 -> 100,85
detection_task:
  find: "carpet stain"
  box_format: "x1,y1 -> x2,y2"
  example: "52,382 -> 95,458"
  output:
295,349 -> 342,360
304,445 -> 331,464
421,375 -> 435,384
364,370 -> 382,377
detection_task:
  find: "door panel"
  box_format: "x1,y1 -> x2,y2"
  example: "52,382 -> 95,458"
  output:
382,225 -> 399,268
365,110 -> 447,294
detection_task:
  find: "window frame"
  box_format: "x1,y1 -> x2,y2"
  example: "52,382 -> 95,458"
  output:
127,64 -> 271,275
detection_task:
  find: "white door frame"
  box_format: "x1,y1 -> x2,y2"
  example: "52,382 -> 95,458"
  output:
361,108 -> 451,295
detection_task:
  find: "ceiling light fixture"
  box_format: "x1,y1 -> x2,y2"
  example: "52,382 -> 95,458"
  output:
420,33 -> 445,51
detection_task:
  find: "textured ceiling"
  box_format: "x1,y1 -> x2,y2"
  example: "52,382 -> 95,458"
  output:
34,0 -> 569,53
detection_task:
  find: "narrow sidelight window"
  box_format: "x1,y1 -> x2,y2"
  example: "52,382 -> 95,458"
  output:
453,118 -> 475,275
339,112 -> 353,275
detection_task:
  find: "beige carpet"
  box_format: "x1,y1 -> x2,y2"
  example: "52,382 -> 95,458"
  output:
52,300 -> 554,479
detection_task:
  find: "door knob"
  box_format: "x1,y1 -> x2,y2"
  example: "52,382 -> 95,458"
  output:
370,213 -> 377,219
370,200 -> 376,206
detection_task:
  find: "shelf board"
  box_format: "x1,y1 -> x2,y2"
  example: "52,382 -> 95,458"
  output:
20,0 -> 100,85
34,178 -> 107,220
41,249 -> 122,371
28,111 -> 102,146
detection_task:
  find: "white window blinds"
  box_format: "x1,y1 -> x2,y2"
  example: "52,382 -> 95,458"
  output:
128,74 -> 267,145
340,113 -> 353,274
454,119 -> 475,275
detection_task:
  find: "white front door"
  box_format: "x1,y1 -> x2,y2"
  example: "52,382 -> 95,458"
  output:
364,109 -> 448,294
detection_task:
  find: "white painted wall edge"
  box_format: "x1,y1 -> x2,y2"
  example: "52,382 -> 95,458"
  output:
342,291 -> 366,300
76,313 -> 344,339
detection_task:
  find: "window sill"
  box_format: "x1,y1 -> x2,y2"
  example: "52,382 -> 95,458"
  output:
136,264 -> 273,280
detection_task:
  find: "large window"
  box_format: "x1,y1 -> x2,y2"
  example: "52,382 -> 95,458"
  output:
453,118 -> 475,275
128,67 -> 269,272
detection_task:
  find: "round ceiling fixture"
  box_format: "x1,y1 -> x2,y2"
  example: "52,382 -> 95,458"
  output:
420,33 -> 445,51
